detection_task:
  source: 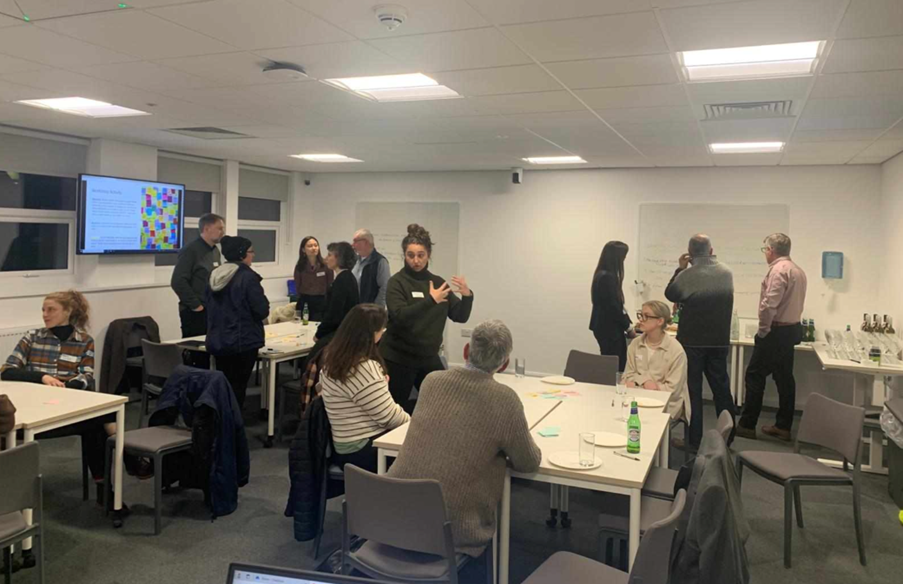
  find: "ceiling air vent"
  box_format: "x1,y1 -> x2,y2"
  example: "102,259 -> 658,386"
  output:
704,100 -> 794,120
165,127 -> 253,140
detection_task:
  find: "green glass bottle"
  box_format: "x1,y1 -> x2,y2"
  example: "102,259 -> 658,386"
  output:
302,302 -> 309,326
627,400 -> 641,454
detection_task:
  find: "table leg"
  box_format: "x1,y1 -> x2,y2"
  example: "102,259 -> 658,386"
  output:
266,358 -> 277,448
730,345 -> 739,403
22,429 -> 35,550
377,450 -> 387,475
737,346 -> 746,407
659,426 -> 669,468
260,360 -> 268,410
114,405 -> 124,513
3,430 -> 14,449
628,488 -> 641,570
499,473 -> 511,584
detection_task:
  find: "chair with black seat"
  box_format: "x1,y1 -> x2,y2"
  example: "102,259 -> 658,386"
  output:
0,442 -> 44,584
547,351 -> 620,528
643,409 -> 734,501
524,489 -> 686,584
737,393 -> 866,568
341,464 -> 493,584
311,441 -> 345,560
139,339 -> 184,426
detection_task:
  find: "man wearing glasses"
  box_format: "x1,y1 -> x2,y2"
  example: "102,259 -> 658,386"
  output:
351,228 -> 391,308
736,233 -> 808,441
665,234 -> 735,452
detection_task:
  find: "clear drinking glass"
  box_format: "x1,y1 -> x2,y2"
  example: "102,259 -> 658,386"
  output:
621,395 -> 632,422
515,358 -> 526,378
579,433 -> 596,467
615,372 -> 626,396
294,310 -> 303,324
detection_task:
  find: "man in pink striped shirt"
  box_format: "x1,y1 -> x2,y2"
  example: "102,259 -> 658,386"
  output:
736,233 -> 808,442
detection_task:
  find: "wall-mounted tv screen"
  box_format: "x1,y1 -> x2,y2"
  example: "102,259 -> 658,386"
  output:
77,173 -> 185,255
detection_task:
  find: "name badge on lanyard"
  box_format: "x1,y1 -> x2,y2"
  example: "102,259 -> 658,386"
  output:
317,272 -> 326,277
59,353 -> 79,363
412,291 -> 424,299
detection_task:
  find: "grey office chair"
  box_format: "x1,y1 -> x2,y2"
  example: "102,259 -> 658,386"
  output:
140,339 -> 184,426
644,409 -> 734,500
524,489 -> 686,584
0,442 -> 44,584
341,465 -> 492,584
547,350 -> 620,528
738,393 -> 866,568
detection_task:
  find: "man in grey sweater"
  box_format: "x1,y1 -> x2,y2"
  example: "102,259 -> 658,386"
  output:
388,320 -> 541,558
665,234 -> 735,451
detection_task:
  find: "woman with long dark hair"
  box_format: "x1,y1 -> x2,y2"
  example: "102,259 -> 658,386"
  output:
320,304 -> 409,472
293,236 -> 332,322
589,241 -> 632,371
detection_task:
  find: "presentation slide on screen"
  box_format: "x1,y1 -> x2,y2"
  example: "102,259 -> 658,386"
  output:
81,175 -> 182,253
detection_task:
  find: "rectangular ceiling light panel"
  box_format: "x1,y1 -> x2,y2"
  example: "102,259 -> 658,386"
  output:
681,41 -> 822,82
323,73 -> 461,102
15,97 -> 150,118
709,142 -> 785,154
522,156 -> 587,164
290,154 -> 363,163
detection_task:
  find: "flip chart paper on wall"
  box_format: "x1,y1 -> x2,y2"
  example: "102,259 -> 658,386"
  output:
638,203 -> 790,317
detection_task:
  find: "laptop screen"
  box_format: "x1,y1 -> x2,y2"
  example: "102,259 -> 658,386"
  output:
228,564 -> 391,584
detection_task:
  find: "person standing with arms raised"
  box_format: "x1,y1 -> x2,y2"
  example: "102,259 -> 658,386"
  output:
736,233 -> 807,442
665,234 -> 735,451
352,228 -> 391,308
171,213 -> 224,339
589,241 -> 633,372
381,224 -> 474,413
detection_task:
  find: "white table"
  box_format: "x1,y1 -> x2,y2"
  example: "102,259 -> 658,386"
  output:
374,374 -> 671,584
729,338 -> 815,406
1,381 -> 128,535
165,321 -> 317,447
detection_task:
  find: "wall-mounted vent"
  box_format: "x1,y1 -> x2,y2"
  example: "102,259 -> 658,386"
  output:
165,127 -> 253,140
704,100 -> 794,120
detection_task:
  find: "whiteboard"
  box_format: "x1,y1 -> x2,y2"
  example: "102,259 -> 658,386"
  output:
638,203 -> 790,317
355,202 -> 459,280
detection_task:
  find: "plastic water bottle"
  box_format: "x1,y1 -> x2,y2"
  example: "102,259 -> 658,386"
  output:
627,401 -> 641,454
302,303 -> 309,326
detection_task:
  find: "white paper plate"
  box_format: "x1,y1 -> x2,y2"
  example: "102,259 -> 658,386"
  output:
635,397 -> 665,408
548,451 -> 603,470
541,375 -> 576,386
583,431 -> 626,448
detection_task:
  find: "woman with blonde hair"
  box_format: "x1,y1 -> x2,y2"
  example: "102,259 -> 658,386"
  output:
623,300 -> 690,423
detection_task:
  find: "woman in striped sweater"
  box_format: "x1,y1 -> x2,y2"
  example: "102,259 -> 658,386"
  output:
319,303 -> 410,472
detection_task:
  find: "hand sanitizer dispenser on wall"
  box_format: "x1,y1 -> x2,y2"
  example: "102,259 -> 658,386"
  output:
822,251 -> 843,279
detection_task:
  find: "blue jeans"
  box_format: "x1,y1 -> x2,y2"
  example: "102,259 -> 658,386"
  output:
685,346 -> 735,449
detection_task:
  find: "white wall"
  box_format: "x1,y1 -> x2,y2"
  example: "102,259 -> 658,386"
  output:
880,153 -> 903,324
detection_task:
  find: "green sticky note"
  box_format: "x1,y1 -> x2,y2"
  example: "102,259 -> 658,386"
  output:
538,427 -> 560,437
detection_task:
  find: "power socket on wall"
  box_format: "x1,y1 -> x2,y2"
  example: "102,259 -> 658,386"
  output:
461,328 -> 473,338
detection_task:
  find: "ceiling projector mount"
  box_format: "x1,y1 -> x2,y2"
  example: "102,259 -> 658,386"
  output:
374,4 -> 408,31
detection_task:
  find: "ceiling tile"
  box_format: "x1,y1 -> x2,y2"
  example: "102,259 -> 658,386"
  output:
884,124 -> 903,139
149,0 -> 353,50
856,139 -> 903,160
836,0 -> 903,40
848,156 -> 887,165
712,152 -> 783,166
612,120 -> 701,141
659,0 -> 848,51
11,0 -> 129,19
465,0 -> 652,25
0,53 -> 48,75
598,105 -> 696,124
648,155 -> 713,167
36,11 -> 237,59
432,65 -> 561,97
0,79 -> 56,101
823,36 -> 903,74
287,0 -> 489,39
247,81 -> 359,106
256,42 -> 407,80
812,71 -> 903,99
467,91 -> 583,116
75,61 -> 218,92
652,0 -> 758,7
545,54 -> 678,89
576,84 -> 688,109
687,77 -> 811,107
368,28 -> 531,70
154,52 -> 295,86
792,128 -> 886,142
701,117 -> 796,143
2,68 -> 117,94
798,96 -> 903,131
0,25 -> 136,67
0,14 -> 23,27
502,12 -> 667,62
782,140 -> 872,165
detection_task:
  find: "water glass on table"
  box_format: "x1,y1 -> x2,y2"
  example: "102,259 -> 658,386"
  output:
579,432 -> 596,467
515,357 -> 526,378
614,373 -> 629,421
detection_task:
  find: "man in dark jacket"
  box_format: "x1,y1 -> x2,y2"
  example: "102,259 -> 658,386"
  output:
171,213 -> 224,338
205,235 -> 269,407
665,234 -> 735,452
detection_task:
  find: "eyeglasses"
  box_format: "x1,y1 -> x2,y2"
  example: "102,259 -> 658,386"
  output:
636,311 -> 661,322
760,246 -> 770,253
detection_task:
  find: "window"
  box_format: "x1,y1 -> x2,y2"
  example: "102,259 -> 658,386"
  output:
0,170 -> 75,275
238,195 -> 283,265
154,190 -> 212,267
237,228 -> 277,263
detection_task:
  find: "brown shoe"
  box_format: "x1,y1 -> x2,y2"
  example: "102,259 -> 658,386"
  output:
671,437 -> 686,450
761,425 -> 792,442
734,425 -> 757,440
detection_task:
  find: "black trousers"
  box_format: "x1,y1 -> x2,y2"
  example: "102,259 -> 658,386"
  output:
179,308 -> 210,369
215,348 -> 259,407
36,413 -> 116,480
685,346 -> 735,448
386,356 -> 446,415
594,332 -> 627,372
740,325 -> 801,431
331,435 -> 383,474
297,294 -> 327,322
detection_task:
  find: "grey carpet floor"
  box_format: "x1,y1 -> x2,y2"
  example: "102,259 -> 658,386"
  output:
7,379 -> 903,584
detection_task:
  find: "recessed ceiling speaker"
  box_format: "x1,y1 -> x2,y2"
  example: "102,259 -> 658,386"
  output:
374,4 -> 407,31
262,62 -> 309,81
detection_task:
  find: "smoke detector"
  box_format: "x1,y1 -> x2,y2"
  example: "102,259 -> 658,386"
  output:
374,4 -> 407,31
262,62 -> 308,81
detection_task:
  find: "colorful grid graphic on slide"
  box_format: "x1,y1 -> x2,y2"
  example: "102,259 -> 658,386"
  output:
140,187 -> 181,250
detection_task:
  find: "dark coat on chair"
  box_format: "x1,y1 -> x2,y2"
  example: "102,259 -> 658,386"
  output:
285,396 -> 343,541
99,316 -> 160,394
150,366 -> 250,518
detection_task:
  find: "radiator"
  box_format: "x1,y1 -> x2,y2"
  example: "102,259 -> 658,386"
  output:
0,325 -> 40,361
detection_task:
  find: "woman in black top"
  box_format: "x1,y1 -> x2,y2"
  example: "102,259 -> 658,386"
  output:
380,224 -> 474,413
293,236 -> 332,321
310,242 -> 360,358
589,241 -> 632,372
